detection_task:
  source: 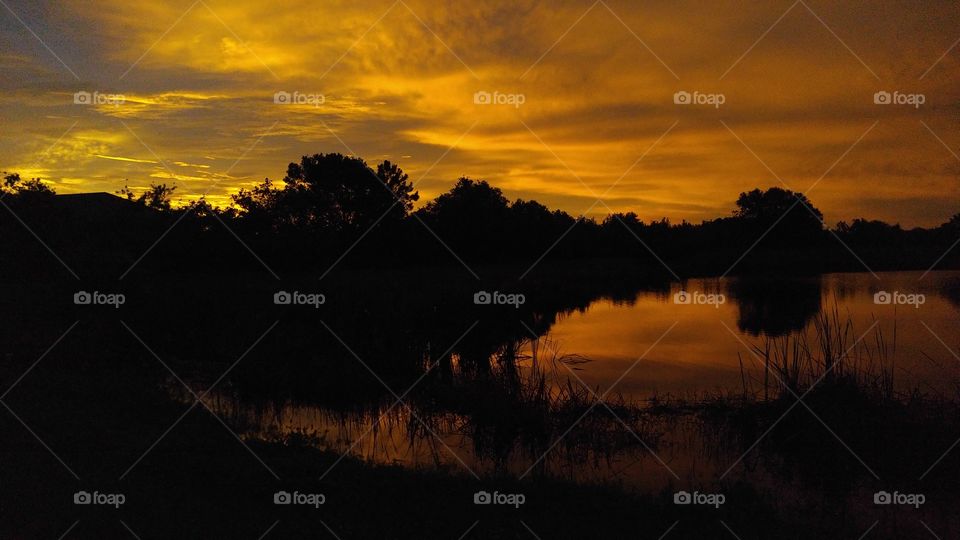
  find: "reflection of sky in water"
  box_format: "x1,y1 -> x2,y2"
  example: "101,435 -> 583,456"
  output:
204,391 -> 706,491
197,271 -> 960,492
545,271 -> 960,400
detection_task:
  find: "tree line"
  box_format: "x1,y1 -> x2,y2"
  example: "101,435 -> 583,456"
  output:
2,154 -> 958,275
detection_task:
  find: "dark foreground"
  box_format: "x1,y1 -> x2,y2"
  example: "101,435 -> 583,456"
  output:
4,350 -> 959,539
1,266 -> 959,539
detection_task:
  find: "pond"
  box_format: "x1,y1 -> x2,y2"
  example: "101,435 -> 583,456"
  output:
191,270 -> 960,492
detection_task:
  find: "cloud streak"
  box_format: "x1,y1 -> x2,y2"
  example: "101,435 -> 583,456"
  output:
0,0 -> 957,225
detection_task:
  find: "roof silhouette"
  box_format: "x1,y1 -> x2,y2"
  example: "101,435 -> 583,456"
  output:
52,192 -> 156,222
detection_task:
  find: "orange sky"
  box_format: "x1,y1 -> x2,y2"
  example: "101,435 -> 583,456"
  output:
1,0 -> 958,226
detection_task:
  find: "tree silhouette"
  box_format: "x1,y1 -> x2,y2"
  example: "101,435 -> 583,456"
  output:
230,154 -> 418,234
734,187 -> 824,245
279,153 -> 417,231
419,177 -> 509,221
117,182 -> 177,211
231,178 -> 282,232
416,178 -> 511,257
1,157 -> 956,275
2,172 -> 55,199
377,160 -> 419,214
735,187 -> 822,223
944,213 -> 960,234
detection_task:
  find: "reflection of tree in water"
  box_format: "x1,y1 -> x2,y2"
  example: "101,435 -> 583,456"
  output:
941,277 -> 960,311
726,276 -> 823,336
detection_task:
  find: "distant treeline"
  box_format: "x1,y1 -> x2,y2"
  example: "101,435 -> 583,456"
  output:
1,154 -> 958,278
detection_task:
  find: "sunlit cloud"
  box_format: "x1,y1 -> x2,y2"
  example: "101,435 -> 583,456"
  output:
94,154 -> 158,164
0,0 -> 958,225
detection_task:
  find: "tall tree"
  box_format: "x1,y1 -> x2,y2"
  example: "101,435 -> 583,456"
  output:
280,153 -> 418,231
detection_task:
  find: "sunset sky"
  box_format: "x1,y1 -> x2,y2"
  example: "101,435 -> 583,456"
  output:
1,0 -> 958,227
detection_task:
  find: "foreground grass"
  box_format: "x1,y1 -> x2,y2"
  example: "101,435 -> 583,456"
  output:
2,386 -> 780,539
3,349 -> 958,539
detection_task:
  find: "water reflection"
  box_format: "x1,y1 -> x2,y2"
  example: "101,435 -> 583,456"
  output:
185,270 -> 960,493
727,275 -> 822,336
548,271 -> 960,398
941,276 -> 960,310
